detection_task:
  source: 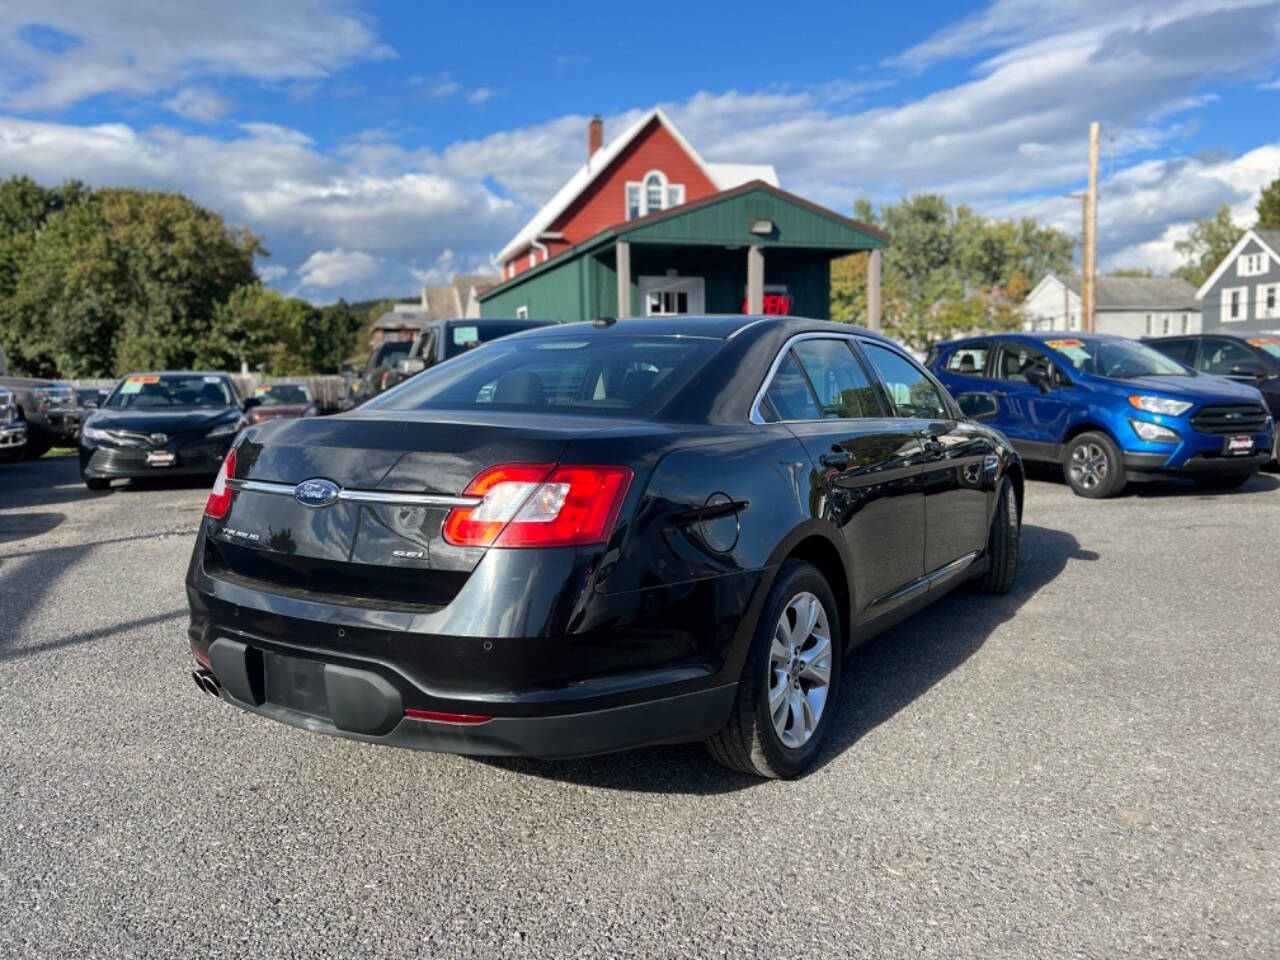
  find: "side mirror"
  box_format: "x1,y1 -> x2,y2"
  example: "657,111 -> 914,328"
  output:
1025,363 -> 1053,393
83,399 -> 100,409
957,392 -> 999,420
396,357 -> 427,377
243,396 -> 263,410
1228,361 -> 1266,380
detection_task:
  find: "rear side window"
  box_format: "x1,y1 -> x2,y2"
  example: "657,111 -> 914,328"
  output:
790,339 -> 882,419
444,321 -> 547,358
944,345 -> 989,376
764,351 -> 822,421
862,343 -> 949,420
370,336 -> 721,417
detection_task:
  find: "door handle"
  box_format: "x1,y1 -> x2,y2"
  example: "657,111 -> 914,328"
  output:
819,450 -> 853,469
990,389 -> 1007,397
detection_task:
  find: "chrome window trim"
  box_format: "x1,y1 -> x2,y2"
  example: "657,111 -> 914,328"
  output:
749,332 -> 904,425
226,477 -> 481,508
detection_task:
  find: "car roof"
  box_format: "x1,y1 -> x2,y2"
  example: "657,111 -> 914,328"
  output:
119,370 -> 233,377
935,331 -> 1132,349
498,315 -> 900,344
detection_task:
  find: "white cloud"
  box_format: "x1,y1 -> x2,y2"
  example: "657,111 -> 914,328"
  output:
258,264 -> 288,283
162,87 -> 230,125
467,88 -> 495,105
0,0 -> 393,111
297,249 -> 378,288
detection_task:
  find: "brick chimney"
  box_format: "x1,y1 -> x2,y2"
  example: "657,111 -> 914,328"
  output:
588,114 -> 603,160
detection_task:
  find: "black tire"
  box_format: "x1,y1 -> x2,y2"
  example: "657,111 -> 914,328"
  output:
22,440 -> 50,460
84,477 -> 111,491
1062,431 -> 1125,498
705,560 -> 843,779
971,478 -> 1019,595
1194,473 -> 1253,491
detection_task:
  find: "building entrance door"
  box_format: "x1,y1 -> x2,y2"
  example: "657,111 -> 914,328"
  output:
638,276 -> 705,316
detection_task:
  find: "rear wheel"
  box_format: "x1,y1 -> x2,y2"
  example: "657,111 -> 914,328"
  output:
1062,431 -> 1125,498
971,478 -> 1019,595
706,560 -> 842,779
1194,473 -> 1253,491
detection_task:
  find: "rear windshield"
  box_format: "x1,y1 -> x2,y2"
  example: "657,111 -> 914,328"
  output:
368,335 -> 721,417
445,321 -> 551,359
254,384 -> 310,405
106,375 -> 236,408
1043,337 -> 1189,379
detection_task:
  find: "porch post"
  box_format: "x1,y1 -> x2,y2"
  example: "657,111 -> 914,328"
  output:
867,248 -> 882,332
747,245 -> 765,314
615,241 -> 632,318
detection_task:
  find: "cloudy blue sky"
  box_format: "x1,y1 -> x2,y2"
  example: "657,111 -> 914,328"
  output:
1,0 -> 1278,302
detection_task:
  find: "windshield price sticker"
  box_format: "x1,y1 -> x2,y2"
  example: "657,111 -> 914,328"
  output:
1046,339 -> 1090,363
1246,337 -> 1279,346
453,325 -> 480,346
254,386 -> 272,395
121,375 -> 159,394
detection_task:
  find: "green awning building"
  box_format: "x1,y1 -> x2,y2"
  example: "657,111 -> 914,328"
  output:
479,181 -> 888,323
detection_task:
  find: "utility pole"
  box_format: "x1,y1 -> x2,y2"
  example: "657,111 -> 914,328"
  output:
1083,121 -> 1099,333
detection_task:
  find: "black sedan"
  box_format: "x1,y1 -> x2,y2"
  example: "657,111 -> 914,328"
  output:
80,372 -> 258,490
186,317 -> 1023,778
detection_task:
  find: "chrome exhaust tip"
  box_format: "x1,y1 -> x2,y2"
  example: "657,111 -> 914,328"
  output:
192,668 -> 221,697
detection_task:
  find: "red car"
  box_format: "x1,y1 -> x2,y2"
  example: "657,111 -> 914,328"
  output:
247,384 -> 316,424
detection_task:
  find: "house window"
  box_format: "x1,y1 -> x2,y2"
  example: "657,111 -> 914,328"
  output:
1222,286 -> 1247,321
515,305 -> 528,319
1238,252 -> 1268,277
624,170 -> 684,220
1258,284 -> 1280,320
1161,314 -> 1171,335
1181,313 -> 1189,333
1145,314 -> 1153,336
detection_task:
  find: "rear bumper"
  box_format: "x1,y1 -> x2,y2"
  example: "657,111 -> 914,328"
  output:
198,635 -> 737,758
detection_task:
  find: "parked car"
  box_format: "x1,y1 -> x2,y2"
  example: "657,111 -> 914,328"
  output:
0,377 -> 80,458
0,388 -> 27,462
79,372 -> 259,490
928,332 -> 1274,497
346,340 -> 415,407
187,316 -> 1023,778
382,317 -> 560,392
76,386 -> 112,411
1146,332 -> 1280,465
246,383 -> 316,424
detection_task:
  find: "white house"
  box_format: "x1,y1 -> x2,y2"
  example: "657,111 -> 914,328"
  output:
1022,274 -> 1201,337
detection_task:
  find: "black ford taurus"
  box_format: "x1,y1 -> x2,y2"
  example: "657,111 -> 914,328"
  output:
186,317 -> 1023,777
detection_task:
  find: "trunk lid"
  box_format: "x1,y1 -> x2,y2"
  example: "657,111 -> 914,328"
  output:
207,411 -> 638,609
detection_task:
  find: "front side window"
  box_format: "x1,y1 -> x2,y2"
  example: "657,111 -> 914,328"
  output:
944,344 -> 989,376
1197,339 -> 1255,376
994,342 -> 1054,383
862,343 -> 949,420
791,339 -> 882,419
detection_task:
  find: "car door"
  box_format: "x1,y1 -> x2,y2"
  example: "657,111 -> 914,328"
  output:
860,340 -> 995,580
990,339 -> 1073,457
761,336 -> 926,620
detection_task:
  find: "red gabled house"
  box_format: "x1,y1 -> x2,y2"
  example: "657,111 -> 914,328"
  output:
495,108 -> 778,280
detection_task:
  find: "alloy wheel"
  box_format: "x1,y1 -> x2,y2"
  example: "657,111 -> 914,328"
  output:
767,592 -> 833,749
1069,442 -> 1108,490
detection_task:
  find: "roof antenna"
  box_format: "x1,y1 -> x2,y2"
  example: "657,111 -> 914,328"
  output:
592,316 -> 618,328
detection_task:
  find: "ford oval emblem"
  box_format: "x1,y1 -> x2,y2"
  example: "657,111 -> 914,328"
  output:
294,478 -> 341,507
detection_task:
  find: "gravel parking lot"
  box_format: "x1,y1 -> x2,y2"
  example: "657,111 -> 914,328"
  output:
1,454 -> 1277,958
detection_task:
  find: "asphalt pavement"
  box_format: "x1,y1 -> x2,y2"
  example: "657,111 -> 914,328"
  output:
1,454 -> 1277,958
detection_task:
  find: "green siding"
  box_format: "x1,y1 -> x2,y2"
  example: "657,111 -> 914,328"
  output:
481,185 -> 878,321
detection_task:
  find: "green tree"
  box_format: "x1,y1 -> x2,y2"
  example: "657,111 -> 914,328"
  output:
1257,174 -> 1280,230
2,187 -> 262,376
307,299 -> 364,373
831,193 -> 1071,350
204,284 -> 313,375
1173,205 -> 1246,288
1108,267 -> 1154,277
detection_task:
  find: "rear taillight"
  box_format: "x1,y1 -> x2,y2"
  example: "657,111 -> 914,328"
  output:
443,463 -> 632,548
204,448 -> 237,519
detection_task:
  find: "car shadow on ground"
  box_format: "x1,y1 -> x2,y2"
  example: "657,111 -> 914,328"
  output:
1024,461 -> 1279,498
0,452 -> 213,511
478,522 -> 1096,795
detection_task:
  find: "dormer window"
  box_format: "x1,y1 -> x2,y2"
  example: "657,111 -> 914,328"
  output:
625,170 -> 684,220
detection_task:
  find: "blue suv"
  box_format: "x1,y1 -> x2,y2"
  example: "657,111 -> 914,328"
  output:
927,332 -> 1274,497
